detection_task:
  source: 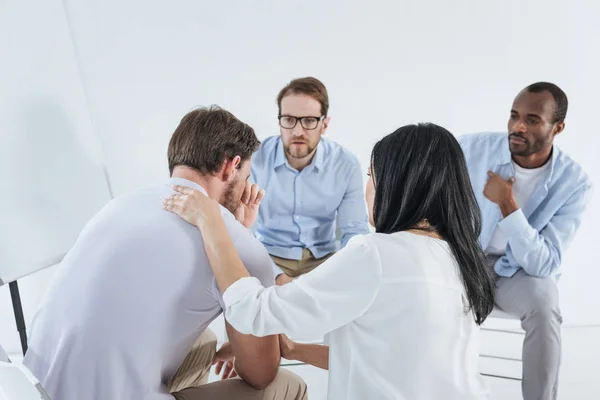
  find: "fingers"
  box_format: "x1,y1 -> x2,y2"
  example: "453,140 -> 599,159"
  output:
508,176 -> 516,184
172,185 -> 194,195
162,194 -> 185,211
255,189 -> 265,204
221,361 -> 234,380
249,183 -> 259,203
241,181 -> 251,204
240,183 -> 265,205
214,360 -> 224,375
487,171 -> 496,178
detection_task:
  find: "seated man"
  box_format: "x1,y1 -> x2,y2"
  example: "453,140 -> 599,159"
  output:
459,82 -> 593,400
23,106 -> 307,400
252,77 -> 370,285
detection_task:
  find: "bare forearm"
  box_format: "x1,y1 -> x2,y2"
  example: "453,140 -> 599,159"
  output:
226,323 -> 279,390
198,218 -> 250,293
289,344 -> 329,370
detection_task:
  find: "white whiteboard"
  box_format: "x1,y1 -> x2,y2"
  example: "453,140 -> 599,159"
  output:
0,0 -> 112,283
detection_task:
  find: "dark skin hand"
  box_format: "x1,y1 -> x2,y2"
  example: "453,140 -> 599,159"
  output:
484,171 -> 519,217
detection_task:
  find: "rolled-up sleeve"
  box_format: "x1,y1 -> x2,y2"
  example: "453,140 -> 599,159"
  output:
222,235 -> 383,340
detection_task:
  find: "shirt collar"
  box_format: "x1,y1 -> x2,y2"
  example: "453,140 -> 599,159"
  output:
167,177 -> 207,194
273,137 -> 324,172
167,177 -> 235,216
274,138 -> 287,168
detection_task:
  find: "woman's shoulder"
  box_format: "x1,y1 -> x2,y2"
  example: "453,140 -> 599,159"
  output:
358,232 -> 455,274
360,231 -> 447,249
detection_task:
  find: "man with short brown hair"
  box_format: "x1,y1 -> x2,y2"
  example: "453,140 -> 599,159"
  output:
252,77 -> 370,285
23,106 -> 307,400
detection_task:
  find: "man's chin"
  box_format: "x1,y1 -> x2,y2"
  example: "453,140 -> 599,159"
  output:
287,147 -> 312,159
509,143 -> 529,156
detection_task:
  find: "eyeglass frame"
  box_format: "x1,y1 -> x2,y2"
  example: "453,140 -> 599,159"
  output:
277,114 -> 325,130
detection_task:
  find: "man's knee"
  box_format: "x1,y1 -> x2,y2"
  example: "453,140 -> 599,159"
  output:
263,368 -> 307,400
521,277 -> 562,326
196,328 -> 218,354
168,328 -> 218,392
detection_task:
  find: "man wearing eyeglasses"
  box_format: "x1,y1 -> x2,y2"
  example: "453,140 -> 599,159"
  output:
251,77 -> 369,285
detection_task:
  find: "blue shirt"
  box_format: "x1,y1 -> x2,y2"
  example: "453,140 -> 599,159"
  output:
459,132 -> 593,279
251,136 -> 370,276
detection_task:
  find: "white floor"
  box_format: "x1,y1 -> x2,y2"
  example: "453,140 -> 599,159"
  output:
7,326 -> 600,399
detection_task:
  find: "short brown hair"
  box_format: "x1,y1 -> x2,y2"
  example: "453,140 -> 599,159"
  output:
168,106 -> 260,175
277,77 -> 329,117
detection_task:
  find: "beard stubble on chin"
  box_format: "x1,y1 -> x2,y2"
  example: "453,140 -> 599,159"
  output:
220,178 -> 241,215
284,142 -> 317,160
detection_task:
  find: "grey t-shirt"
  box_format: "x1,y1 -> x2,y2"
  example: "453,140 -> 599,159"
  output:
23,178 -> 274,400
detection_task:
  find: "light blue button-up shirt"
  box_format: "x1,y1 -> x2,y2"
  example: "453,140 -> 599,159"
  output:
459,132 -> 593,279
251,136 -> 370,277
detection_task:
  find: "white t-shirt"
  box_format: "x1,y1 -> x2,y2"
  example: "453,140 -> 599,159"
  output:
23,178 -> 274,400
223,232 -> 490,400
485,160 -> 551,256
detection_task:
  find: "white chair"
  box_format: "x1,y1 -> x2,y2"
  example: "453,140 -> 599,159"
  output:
480,307 -> 525,381
0,344 -> 50,400
489,307 -> 518,320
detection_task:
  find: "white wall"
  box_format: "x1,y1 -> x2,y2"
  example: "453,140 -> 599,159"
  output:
1,0 -> 599,351
64,0 -> 600,325
0,0 -> 112,353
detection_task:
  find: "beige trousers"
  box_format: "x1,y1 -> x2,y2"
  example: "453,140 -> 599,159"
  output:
271,249 -> 333,278
169,328 -> 308,400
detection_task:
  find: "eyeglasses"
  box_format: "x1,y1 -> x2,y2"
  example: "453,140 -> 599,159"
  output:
278,115 -> 325,130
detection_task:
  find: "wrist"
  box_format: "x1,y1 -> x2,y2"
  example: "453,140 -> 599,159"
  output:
196,214 -> 224,233
287,342 -> 298,360
499,196 -> 519,217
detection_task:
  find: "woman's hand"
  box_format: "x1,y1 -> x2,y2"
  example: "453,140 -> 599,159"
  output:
163,185 -> 222,229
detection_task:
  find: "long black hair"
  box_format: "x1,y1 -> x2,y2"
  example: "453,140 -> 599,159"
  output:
371,123 -> 495,324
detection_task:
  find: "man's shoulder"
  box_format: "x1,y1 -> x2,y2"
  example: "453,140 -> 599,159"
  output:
457,132 -> 508,163
458,132 -> 507,149
321,137 -> 361,167
254,136 -> 280,157
554,147 -> 593,191
251,136 -> 280,170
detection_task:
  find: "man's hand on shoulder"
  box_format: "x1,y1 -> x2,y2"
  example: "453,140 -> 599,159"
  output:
234,182 -> 265,229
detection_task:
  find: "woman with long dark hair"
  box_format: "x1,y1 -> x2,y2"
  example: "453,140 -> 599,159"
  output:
164,123 -> 495,399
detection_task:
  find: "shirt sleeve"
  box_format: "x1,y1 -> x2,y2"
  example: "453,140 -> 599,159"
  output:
337,160 -> 370,247
222,235 -> 383,340
497,182 -> 593,277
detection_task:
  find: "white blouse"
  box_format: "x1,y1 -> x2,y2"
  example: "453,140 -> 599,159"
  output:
224,232 -> 490,400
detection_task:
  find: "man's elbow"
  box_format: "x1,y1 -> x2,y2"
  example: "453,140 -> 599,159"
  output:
525,257 -> 560,278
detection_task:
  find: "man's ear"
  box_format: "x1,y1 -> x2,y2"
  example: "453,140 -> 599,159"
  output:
553,121 -> 565,138
321,116 -> 331,135
220,156 -> 242,182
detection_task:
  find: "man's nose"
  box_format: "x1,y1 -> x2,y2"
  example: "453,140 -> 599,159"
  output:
513,119 -> 527,133
291,124 -> 305,137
